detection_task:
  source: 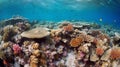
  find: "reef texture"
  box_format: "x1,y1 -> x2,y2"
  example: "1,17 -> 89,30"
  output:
0,17 -> 120,67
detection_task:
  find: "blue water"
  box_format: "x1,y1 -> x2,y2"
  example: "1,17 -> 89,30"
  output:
0,0 -> 120,29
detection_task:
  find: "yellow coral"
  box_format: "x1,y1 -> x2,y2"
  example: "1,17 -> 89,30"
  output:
32,43 -> 39,49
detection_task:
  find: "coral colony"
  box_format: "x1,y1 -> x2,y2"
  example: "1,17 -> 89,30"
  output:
0,16 -> 120,67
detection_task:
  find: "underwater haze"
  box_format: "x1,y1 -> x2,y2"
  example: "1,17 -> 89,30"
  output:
0,0 -> 120,27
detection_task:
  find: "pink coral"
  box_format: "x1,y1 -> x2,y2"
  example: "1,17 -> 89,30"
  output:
13,44 -> 21,54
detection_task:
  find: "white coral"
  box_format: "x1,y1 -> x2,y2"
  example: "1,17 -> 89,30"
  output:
65,52 -> 76,67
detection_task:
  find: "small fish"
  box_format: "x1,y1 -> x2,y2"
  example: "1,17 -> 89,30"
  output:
99,18 -> 103,22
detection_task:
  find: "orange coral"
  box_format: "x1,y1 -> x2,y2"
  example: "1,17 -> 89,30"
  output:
110,47 -> 120,60
70,36 -> 84,47
70,38 -> 80,47
96,47 -> 104,56
63,24 -> 74,32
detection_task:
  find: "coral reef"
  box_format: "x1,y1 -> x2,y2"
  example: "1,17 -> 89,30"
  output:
0,17 -> 120,67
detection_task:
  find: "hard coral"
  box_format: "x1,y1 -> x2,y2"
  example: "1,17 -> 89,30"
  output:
2,25 -> 17,42
70,36 -> 83,47
93,38 -> 103,46
63,24 -> 74,32
96,47 -> 104,56
21,27 -> 50,38
13,44 -> 21,54
32,43 -> 39,50
110,47 -> 120,60
70,38 -> 80,47
97,34 -> 110,42
90,30 -> 102,37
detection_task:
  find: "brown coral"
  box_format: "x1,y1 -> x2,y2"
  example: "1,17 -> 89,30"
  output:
2,25 -> 17,42
78,34 -> 94,43
90,30 -> 102,37
110,47 -> 120,60
93,38 -> 103,47
96,47 -> 104,56
97,34 -> 110,42
63,24 -> 74,32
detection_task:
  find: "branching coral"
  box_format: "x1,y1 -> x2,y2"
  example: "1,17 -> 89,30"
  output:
110,47 -> 120,60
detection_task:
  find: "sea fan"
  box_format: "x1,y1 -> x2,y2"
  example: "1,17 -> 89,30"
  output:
110,47 -> 120,60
